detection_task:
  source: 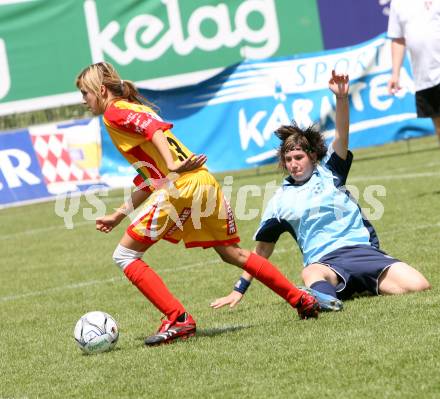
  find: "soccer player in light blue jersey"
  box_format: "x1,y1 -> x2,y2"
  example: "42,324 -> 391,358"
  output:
211,71 -> 430,312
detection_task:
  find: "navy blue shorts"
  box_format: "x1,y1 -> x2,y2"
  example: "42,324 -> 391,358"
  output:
317,245 -> 400,300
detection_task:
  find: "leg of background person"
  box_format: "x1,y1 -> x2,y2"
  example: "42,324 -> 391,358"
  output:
378,262 -> 431,295
432,116 -> 440,145
118,233 -> 186,322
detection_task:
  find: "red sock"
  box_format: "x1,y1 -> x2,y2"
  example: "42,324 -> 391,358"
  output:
124,259 -> 185,322
242,252 -> 303,307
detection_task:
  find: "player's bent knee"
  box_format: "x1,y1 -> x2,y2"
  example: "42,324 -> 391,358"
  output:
301,267 -> 313,282
411,274 -> 431,292
398,264 -> 431,293
380,262 -> 431,294
112,244 -> 145,271
302,263 -> 337,285
401,274 -> 431,293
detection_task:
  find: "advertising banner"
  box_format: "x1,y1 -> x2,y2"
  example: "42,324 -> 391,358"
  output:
0,0 -> 390,116
0,118 -> 103,208
115,34 -> 429,173
317,0 -> 390,50
28,118 -> 101,194
0,129 -> 50,206
1,33 -> 432,206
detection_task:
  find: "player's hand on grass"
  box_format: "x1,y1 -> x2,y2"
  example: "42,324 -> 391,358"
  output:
169,154 -> 207,173
210,291 -> 243,309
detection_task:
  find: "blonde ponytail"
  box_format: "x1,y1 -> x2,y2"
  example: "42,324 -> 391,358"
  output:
76,62 -> 157,110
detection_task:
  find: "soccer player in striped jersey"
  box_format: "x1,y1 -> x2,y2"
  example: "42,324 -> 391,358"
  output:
211,71 -> 430,312
76,62 -> 319,346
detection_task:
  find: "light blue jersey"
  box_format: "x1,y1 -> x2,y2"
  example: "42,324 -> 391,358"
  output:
254,145 -> 379,266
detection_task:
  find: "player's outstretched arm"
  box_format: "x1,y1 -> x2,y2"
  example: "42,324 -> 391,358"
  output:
210,242 -> 275,309
210,270 -> 252,309
329,70 -> 349,160
96,188 -> 150,234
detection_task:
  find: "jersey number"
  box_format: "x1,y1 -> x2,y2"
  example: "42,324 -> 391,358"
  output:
167,137 -> 189,161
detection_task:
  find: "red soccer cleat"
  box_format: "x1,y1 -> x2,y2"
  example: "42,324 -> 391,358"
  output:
144,313 -> 196,346
295,292 -> 320,319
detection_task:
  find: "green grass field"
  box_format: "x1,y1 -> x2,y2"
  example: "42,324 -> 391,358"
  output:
1,136 -> 440,399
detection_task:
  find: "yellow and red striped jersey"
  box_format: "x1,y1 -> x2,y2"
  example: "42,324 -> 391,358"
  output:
102,99 -> 199,192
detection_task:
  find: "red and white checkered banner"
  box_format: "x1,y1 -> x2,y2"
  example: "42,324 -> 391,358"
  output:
29,118 -> 101,194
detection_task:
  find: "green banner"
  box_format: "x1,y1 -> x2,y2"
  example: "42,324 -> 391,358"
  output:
0,0 -> 323,115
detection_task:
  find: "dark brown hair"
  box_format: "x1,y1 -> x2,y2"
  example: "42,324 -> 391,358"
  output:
275,122 -> 327,171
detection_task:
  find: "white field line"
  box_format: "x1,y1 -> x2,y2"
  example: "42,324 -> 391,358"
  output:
1,167 -> 439,301
0,258 -> 219,303
0,246 -> 297,303
1,220 -> 440,304
0,221 -> 94,241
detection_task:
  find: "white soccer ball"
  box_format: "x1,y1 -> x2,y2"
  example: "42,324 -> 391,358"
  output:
74,311 -> 119,354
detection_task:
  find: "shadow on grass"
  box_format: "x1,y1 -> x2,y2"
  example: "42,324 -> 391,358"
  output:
77,346 -> 123,356
414,190 -> 440,198
134,324 -> 252,343
197,324 -> 252,337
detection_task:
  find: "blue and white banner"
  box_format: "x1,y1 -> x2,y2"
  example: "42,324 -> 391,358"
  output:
0,118 -> 104,208
1,34 -> 433,207
0,129 -> 50,206
96,33 -> 430,173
